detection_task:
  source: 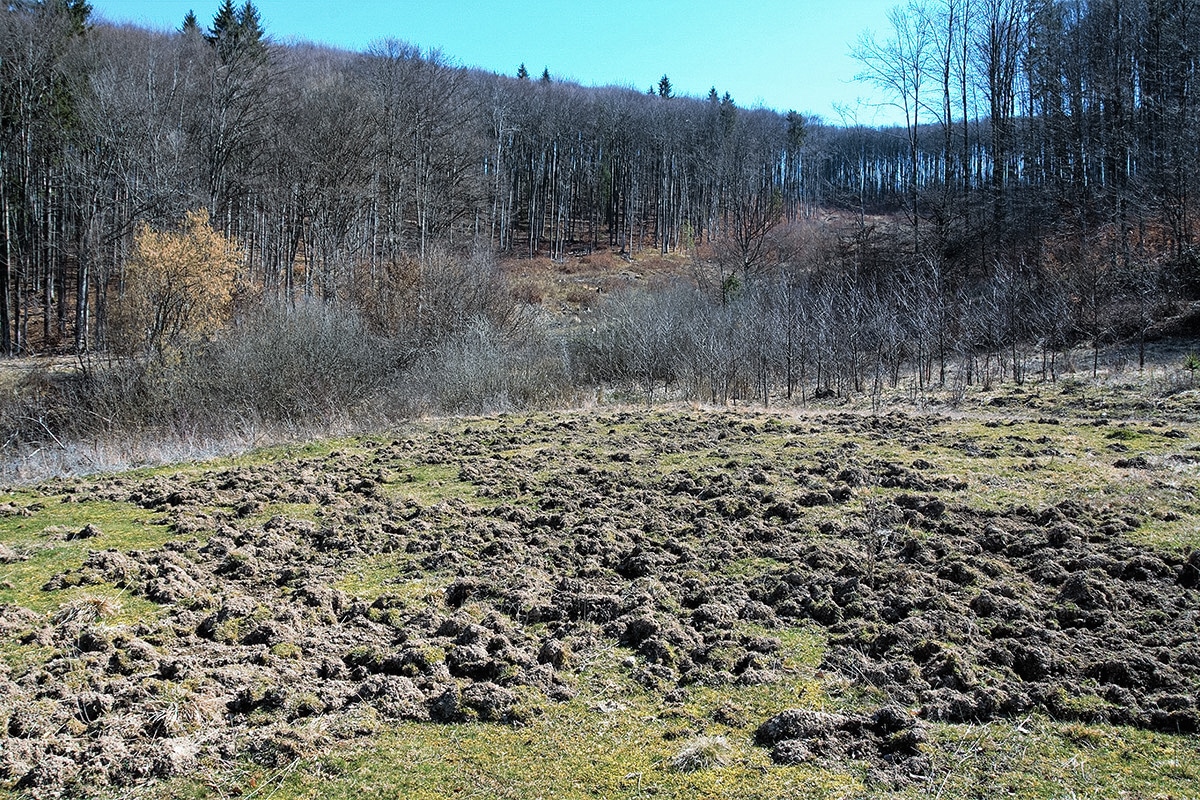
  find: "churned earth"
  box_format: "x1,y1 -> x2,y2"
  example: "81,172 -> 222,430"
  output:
2,378 -> 1200,799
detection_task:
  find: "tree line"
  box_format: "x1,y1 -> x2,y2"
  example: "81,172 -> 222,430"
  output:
848,0 -> 1200,257
1,0 -> 814,356
1,0 -> 1198,447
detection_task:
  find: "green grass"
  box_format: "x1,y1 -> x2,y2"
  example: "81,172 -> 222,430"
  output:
382,462 -> 491,507
134,634 -> 1200,800
245,632 -> 858,800
0,497 -> 173,609
929,718 -> 1200,798
334,555 -> 448,607
243,502 -> 321,525
278,711 -> 861,800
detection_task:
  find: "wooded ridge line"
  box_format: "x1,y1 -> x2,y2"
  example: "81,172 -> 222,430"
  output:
1,0 -> 1197,366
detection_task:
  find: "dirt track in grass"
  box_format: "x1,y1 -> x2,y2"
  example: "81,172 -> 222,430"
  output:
2,400 -> 1199,797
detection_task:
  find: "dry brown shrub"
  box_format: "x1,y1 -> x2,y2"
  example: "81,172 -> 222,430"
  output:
110,209 -> 242,357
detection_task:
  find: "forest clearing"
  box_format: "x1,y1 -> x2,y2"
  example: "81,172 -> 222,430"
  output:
3,363 -> 1200,799
4,0 -> 1200,796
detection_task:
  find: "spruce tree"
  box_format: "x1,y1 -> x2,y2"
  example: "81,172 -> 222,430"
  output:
517,63 -> 529,80
237,1 -> 263,46
181,9 -> 199,35
719,92 -> 736,134
62,0 -> 91,32
206,0 -> 265,64
206,0 -> 237,45
786,110 -> 805,149
658,74 -> 672,98
540,67 -> 550,83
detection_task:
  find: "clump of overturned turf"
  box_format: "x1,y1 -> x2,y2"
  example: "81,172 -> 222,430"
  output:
755,705 -> 930,786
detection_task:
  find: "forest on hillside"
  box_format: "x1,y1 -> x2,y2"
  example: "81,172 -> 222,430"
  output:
2,0 -> 1200,450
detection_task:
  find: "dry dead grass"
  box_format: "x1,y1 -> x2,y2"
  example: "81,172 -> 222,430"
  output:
502,248 -> 697,315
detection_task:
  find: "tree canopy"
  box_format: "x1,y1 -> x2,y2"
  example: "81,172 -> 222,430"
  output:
0,0 -> 1197,368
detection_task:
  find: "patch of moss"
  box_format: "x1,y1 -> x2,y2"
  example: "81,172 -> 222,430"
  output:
270,642 -> 304,660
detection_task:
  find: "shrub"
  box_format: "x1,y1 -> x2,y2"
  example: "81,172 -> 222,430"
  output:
109,208 -> 241,358
406,313 -> 572,414
204,300 -> 405,421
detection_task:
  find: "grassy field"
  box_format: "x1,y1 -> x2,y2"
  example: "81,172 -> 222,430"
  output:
2,370 -> 1199,799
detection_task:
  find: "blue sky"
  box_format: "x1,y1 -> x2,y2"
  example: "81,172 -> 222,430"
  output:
90,0 -> 905,125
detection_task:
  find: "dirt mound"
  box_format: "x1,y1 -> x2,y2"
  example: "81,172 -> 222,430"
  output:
815,497 -> 1199,732
756,705 -> 930,787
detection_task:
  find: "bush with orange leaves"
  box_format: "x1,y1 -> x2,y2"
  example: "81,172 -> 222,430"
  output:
112,209 -> 242,357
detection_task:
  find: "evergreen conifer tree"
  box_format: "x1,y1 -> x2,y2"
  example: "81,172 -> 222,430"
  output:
206,0 -> 237,44
206,0 -> 265,63
62,0 -> 91,31
237,0 -> 263,45
517,63 -> 529,80
719,92 -> 736,134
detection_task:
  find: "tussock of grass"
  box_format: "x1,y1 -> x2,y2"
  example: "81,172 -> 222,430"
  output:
50,592 -> 123,625
669,735 -> 733,772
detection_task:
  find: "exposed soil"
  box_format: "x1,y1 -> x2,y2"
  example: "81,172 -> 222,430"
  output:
1,408 -> 1199,797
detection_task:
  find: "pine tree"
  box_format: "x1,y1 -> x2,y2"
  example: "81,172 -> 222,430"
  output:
658,74 -> 672,99
181,9 -> 199,35
540,67 -> 551,83
517,63 -> 529,80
